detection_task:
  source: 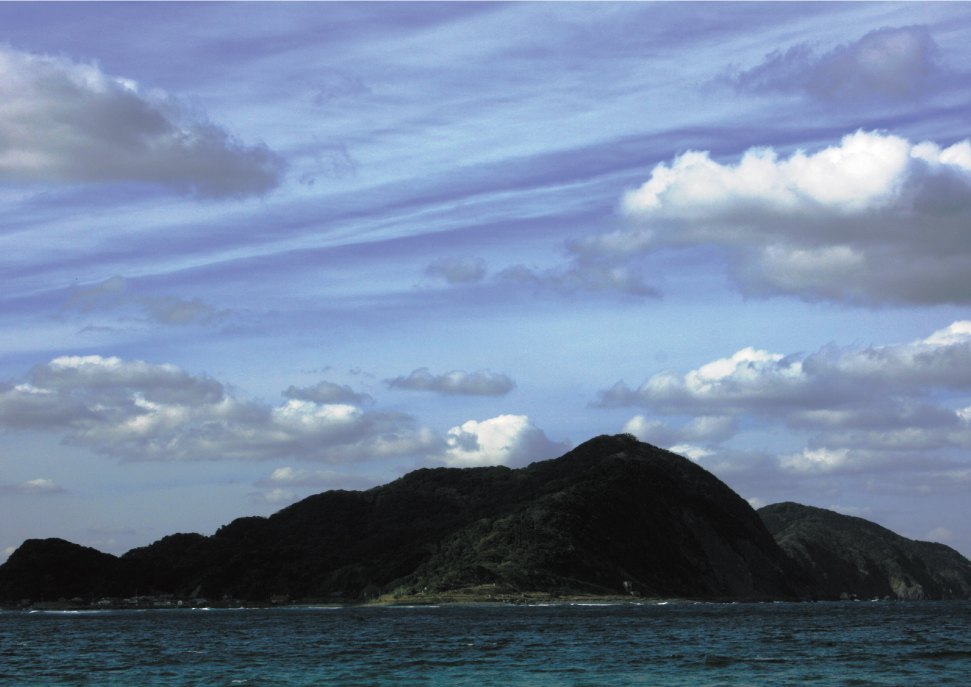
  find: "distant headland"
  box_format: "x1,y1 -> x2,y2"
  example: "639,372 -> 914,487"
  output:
3,434 -> 970,609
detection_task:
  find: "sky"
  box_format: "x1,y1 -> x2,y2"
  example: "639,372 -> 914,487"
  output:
3,2 -> 971,561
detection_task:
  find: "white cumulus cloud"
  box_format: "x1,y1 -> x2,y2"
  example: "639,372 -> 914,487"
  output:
441,414 -> 570,468
0,45 -> 283,197
599,321 -> 971,421
623,130 -> 924,217
605,131 -> 971,305
0,356 -> 441,463
0,357 -> 572,476
601,321 -> 971,483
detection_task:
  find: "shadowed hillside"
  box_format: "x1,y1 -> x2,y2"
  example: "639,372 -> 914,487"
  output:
1,435 -> 807,603
759,502 -> 971,600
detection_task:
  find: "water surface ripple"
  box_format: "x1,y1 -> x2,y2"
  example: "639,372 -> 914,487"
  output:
2,601 -> 969,685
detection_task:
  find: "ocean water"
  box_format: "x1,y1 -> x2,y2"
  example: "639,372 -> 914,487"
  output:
1,601 -> 970,686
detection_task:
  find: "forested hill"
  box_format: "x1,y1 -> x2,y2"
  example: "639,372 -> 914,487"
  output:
5,435 -> 971,605
1,435 -> 805,603
759,502 -> 971,601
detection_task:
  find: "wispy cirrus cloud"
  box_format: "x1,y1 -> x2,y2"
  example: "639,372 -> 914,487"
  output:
0,45 -> 284,197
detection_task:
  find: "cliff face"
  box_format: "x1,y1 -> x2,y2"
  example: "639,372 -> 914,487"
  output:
0,435 -> 806,602
758,502 -> 971,600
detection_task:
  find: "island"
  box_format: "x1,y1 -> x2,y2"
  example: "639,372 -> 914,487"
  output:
2,434 -> 970,608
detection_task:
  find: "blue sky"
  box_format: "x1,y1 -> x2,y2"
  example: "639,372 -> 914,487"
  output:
4,2 -> 971,560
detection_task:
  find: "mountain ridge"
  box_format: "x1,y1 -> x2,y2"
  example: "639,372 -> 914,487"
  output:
3,435 -> 970,605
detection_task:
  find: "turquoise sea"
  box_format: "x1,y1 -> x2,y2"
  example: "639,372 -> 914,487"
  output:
2,601 -> 970,686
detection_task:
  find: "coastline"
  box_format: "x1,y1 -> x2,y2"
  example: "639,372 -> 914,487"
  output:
0,590 -> 710,612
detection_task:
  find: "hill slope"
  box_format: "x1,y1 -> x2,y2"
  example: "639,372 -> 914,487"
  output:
758,502 -> 971,600
0,435 -> 806,603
